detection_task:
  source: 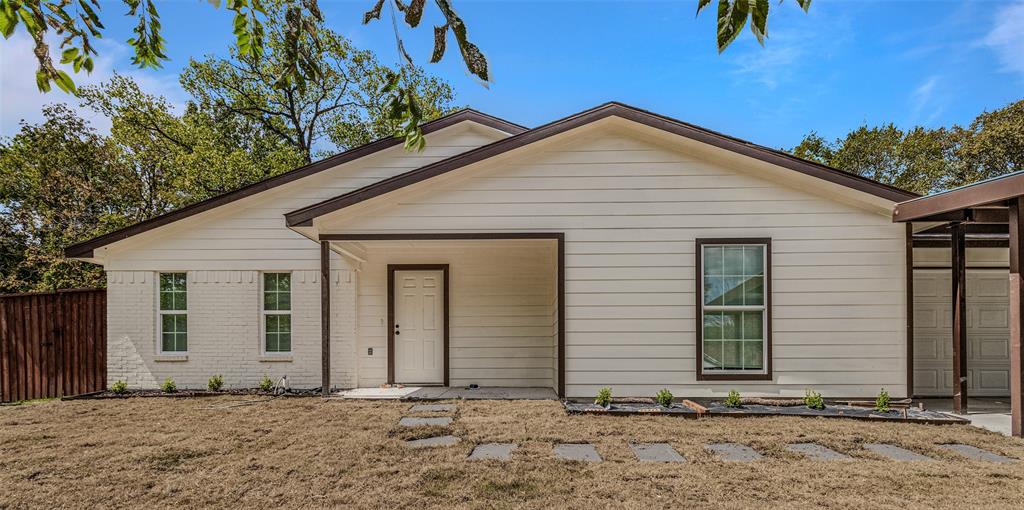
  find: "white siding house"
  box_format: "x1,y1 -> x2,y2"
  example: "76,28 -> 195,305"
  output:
68,103 -> 929,399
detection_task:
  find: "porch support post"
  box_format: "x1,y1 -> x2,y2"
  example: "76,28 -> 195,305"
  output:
950,222 -> 968,414
321,241 -> 331,398
1008,198 -> 1024,437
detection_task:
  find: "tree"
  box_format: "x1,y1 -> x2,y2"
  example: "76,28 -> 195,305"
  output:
80,74 -> 304,210
0,105 -> 132,292
180,3 -> 455,163
790,99 -> 1024,194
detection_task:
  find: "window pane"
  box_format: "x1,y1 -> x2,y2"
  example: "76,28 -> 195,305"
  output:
742,311 -> 763,340
160,273 -> 187,311
743,276 -> 764,306
704,276 -> 725,305
743,341 -> 764,369
703,340 -> 723,369
265,292 -> 279,311
277,314 -> 291,332
721,340 -> 742,369
721,311 -> 741,339
723,246 -> 745,275
744,246 -> 764,276
720,277 -> 745,306
277,274 -> 290,291
703,246 -> 723,276
264,273 -> 277,292
277,293 -> 291,311
703,311 -> 723,340
277,333 -> 291,352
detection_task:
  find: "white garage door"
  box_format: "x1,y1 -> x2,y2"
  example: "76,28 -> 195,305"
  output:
913,270 -> 1011,396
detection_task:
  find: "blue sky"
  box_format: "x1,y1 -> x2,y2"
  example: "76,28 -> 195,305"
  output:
1,0 -> 1022,150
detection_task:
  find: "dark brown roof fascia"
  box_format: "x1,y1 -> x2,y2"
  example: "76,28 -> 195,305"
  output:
64,109 -> 526,258
894,171 -> 1024,222
286,102 -> 918,226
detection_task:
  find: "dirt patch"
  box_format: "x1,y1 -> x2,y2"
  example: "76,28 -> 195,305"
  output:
1,397 -> 1023,508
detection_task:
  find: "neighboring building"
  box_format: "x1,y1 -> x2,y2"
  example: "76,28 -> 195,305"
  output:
70,102 -> 997,402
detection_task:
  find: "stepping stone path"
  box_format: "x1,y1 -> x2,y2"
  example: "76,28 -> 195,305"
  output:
399,416 -> 453,427
554,443 -> 602,462
409,404 -> 455,413
706,443 -> 762,462
630,443 -> 686,463
406,435 -> 460,448
786,443 -> 852,461
864,443 -> 934,461
939,444 -> 1016,463
469,443 -> 518,461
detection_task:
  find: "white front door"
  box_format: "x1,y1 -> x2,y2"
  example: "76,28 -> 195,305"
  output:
913,269 -> 1011,396
394,270 -> 445,384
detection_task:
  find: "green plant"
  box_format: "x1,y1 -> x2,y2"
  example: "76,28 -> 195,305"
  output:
259,375 -> 274,392
594,387 -> 612,408
875,388 -> 891,413
110,380 -> 128,394
655,389 -> 674,407
208,375 -> 224,392
724,389 -> 742,408
160,378 -> 177,394
804,389 -> 825,410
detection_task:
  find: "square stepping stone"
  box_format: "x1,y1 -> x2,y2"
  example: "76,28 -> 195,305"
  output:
705,443 -> 762,462
399,416 -> 453,427
939,444 -> 1015,463
554,443 -> 601,462
405,435 -> 460,448
786,443 -> 851,461
469,443 -> 517,461
409,404 -> 455,413
630,443 -> 686,463
863,443 -> 934,461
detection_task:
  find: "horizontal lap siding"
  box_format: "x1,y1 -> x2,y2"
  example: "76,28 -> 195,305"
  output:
357,243 -> 556,388
328,129 -> 907,398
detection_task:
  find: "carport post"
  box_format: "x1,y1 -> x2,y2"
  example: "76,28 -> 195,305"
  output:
1008,198 -> 1024,437
950,222 -> 968,415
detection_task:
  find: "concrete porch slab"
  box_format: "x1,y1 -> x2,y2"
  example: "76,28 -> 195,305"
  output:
334,386 -> 557,400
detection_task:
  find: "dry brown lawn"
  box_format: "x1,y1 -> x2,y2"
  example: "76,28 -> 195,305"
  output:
2,396 -> 1024,509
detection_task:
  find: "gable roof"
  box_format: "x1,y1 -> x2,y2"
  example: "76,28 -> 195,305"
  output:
65,109 -> 526,258
284,102 -> 919,227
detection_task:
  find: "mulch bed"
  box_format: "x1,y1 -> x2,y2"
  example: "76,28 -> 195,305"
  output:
65,388 -> 320,400
564,400 -> 970,425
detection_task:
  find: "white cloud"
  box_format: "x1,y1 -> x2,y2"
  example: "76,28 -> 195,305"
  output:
984,1 -> 1024,80
909,75 -> 945,126
0,33 -> 186,137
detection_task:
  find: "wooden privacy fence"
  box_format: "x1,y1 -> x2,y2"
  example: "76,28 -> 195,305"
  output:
0,288 -> 106,402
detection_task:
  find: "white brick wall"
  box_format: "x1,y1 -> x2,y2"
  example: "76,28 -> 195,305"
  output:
107,269 -> 356,390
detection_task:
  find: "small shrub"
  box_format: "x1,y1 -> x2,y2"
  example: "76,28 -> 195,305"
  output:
160,378 -> 177,394
723,389 -> 742,408
208,375 -> 224,392
594,387 -> 612,407
110,380 -> 128,394
804,389 -> 825,410
259,375 -> 275,392
875,387 -> 891,412
655,388 -> 674,407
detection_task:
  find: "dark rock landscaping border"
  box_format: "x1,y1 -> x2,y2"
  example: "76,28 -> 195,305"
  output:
63,389 -> 320,400
564,401 -> 699,417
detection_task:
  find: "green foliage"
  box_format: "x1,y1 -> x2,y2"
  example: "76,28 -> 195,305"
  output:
803,389 -> 824,410
724,389 -> 742,408
161,378 -> 177,393
697,0 -> 812,53
790,99 -> 1024,194
110,380 -> 128,394
208,375 -> 224,392
655,388 -> 674,407
181,3 -> 455,163
594,387 -> 612,407
875,388 -> 891,413
259,375 -> 274,392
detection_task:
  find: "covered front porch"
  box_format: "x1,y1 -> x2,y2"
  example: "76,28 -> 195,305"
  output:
316,233 -> 565,398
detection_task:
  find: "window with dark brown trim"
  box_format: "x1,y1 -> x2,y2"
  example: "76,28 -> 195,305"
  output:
695,238 -> 772,381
